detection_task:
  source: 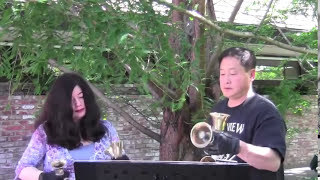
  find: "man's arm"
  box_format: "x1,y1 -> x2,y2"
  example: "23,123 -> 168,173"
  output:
203,132 -> 282,172
237,141 -> 281,172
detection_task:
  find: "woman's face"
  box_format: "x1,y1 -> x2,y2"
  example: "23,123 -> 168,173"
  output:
71,85 -> 86,121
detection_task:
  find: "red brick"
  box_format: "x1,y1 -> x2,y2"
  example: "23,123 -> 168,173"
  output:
123,127 -> 133,131
12,100 -> 22,105
8,136 -> 23,141
18,120 -> 30,125
0,96 -> 8,100
20,99 -> 38,104
8,115 -> 22,120
22,136 -> 31,141
1,111 -> 14,116
1,131 -> 15,136
4,125 -> 23,131
1,121 -> 13,126
23,124 -> 34,131
15,131 -> 32,136
16,110 -> 30,115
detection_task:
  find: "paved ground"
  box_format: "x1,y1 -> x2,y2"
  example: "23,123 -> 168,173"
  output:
285,167 -> 318,180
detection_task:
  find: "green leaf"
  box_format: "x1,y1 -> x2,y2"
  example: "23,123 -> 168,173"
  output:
193,4 -> 199,10
119,33 -> 130,44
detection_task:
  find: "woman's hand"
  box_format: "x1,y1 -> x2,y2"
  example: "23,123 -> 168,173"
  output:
38,171 -> 70,180
111,154 -> 130,160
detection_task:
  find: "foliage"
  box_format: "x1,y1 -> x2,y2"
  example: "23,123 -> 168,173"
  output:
286,27 -> 318,49
264,78 -> 313,142
219,23 -> 277,44
266,80 -> 311,119
286,127 -> 300,140
255,66 -> 283,80
0,0 -> 317,142
0,0 -> 210,117
291,0 -> 317,18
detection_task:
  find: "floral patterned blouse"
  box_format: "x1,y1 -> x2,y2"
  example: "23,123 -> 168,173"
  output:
15,120 -> 120,180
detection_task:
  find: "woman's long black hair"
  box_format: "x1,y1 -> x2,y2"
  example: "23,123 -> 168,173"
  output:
34,73 -> 107,150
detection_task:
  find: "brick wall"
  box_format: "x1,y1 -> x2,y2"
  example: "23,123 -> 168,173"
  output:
284,95 -> 318,168
0,94 -> 44,180
0,84 -> 161,180
0,83 -> 317,179
105,95 -> 161,160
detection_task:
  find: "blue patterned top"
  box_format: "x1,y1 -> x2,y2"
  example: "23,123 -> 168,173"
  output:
69,143 -> 95,160
15,120 -> 120,180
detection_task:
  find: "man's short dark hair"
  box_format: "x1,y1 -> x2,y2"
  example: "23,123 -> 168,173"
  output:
218,47 -> 256,72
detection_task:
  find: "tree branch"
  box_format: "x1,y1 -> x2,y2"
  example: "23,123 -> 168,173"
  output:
121,97 -> 161,129
149,76 -> 180,100
206,0 -> 217,21
276,27 -> 312,72
205,35 -> 224,79
124,63 -> 179,100
247,0 -> 274,43
228,0 -> 244,23
155,0 -> 317,55
48,59 -> 161,142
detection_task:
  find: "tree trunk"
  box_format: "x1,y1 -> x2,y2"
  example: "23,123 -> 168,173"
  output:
159,0 -> 203,161
159,107 -> 195,160
317,0 -> 319,124
160,0 -> 189,161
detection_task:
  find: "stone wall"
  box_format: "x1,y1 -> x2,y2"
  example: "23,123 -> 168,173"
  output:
0,83 -> 317,179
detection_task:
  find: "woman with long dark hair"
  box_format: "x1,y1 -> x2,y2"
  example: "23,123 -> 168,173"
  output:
15,73 -> 128,180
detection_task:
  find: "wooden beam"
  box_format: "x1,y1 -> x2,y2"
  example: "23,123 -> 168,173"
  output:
256,59 -> 300,67
253,79 -> 282,86
247,44 -> 302,57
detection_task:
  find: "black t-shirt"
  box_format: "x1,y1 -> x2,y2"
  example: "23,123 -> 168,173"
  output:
210,94 -> 287,180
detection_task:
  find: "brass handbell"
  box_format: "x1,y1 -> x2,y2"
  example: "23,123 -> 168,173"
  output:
210,112 -> 230,132
105,141 -> 123,159
190,112 -> 230,149
51,159 -> 66,176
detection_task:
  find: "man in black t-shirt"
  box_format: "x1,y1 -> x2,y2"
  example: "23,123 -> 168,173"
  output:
204,47 -> 286,180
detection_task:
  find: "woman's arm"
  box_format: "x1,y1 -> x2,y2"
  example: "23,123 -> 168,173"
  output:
237,141 -> 281,172
15,125 -> 47,180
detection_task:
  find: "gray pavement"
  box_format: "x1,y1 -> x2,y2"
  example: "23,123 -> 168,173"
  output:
284,167 -> 318,180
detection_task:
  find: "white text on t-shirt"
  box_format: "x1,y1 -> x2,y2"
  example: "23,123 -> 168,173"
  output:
226,123 -> 244,134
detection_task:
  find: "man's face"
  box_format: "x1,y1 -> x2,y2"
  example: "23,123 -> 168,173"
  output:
219,56 -> 254,101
